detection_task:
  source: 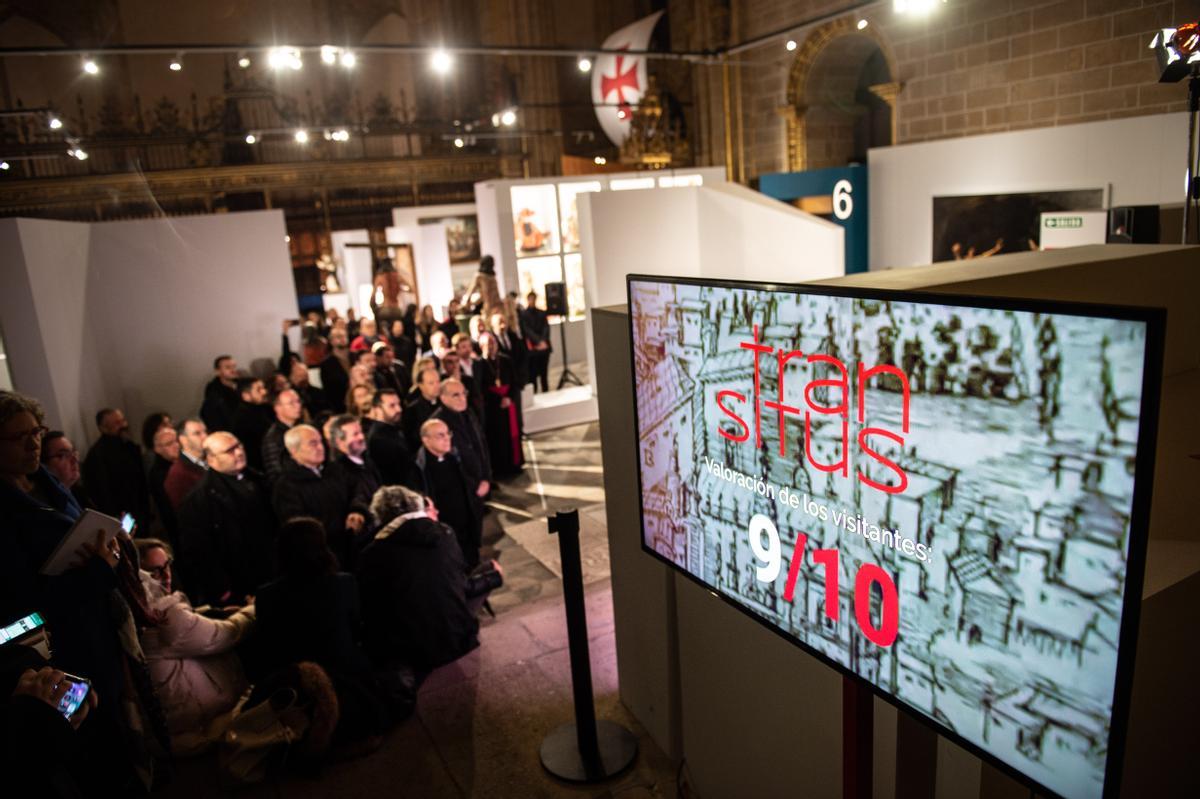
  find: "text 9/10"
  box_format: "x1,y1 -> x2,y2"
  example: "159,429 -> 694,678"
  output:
748,513 -> 899,647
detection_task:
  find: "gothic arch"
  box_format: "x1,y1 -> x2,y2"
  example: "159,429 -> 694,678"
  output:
782,17 -> 902,171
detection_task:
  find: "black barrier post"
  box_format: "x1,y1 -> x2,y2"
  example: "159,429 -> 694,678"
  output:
539,509 -> 638,782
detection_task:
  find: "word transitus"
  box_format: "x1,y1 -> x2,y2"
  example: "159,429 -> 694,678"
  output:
716,325 -> 912,495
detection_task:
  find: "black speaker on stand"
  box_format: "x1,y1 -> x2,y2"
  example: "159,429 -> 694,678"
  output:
545,282 -> 583,389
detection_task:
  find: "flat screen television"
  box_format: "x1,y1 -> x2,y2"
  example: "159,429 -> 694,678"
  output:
627,275 -> 1163,799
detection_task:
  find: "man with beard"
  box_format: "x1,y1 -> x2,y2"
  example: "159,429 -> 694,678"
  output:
230,377 -> 273,471
430,379 -> 490,500
366,389 -> 414,487
408,418 -> 483,569
165,418 -> 208,509
272,425 -> 368,568
200,355 -> 241,432
261,388 -> 304,484
327,415 -> 383,555
82,407 -> 151,523
320,328 -> 352,413
372,341 -> 410,396
177,431 -> 275,606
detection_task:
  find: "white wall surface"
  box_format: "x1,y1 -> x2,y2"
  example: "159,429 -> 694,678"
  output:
2,211 -> 295,447
330,229 -> 371,317
869,112 -> 1188,270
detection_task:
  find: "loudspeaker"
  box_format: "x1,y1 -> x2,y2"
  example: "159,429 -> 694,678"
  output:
544,281 -> 568,316
1108,206 -> 1160,244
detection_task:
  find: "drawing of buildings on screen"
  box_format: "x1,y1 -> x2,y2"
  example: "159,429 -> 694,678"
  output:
630,280 -> 1147,799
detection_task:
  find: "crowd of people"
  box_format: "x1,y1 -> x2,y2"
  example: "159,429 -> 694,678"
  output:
0,284 -> 561,796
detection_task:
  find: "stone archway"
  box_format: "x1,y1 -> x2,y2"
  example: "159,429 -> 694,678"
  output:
782,18 -> 902,172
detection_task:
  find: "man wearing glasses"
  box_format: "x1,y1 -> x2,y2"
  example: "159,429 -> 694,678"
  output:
176,432 -> 276,607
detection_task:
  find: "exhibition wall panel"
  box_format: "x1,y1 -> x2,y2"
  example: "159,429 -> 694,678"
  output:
868,113 -> 1189,270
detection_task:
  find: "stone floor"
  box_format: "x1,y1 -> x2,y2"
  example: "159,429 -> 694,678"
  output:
161,422 -> 683,798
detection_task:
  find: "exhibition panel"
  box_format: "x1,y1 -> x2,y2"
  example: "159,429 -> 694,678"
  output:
627,274 -> 1164,799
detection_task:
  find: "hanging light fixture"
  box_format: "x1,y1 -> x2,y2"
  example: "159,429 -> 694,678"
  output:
431,48 -> 453,74
245,133 -> 257,144
294,129 -> 309,144
578,57 -> 592,72
48,116 -> 63,130
340,50 -> 357,68
82,58 -> 99,75
169,53 -> 183,71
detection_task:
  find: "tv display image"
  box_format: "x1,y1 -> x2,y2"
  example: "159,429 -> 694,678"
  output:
627,275 -> 1162,799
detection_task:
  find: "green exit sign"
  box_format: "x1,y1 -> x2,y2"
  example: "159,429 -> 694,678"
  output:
1044,216 -> 1084,229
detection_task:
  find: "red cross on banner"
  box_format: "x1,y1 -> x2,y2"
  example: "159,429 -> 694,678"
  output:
591,11 -> 664,146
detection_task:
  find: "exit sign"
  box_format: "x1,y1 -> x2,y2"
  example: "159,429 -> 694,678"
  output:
1039,210 -> 1107,249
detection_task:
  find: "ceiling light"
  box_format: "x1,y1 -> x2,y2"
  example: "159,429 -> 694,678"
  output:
329,128 -> 350,142
578,57 -> 592,72
431,49 -> 453,74
593,156 -> 607,165
340,50 -> 357,68
491,112 -> 500,127
0,161 -> 9,170
237,53 -> 251,68
82,58 -> 99,75
320,45 -> 338,65
294,129 -> 309,144
48,117 -> 63,130
269,47 -> 303,71
453,137 -> 465,148
500,108 -> 517,126
245,133 -> 257,144
857,19 -> 870,30
616,108 -> 627,119
169,55 -> 183,71
894,0 -> 942,14
1152,23 -> 1200,81
785,39 -> 797,51
70,148 -> 88,161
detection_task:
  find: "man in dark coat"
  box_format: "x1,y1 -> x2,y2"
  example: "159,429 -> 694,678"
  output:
164,418 -> 208,509
177,431 -> 276,607
402,366 -> 442,451
319,328 -> 352,413
271,424 -> 368,568
407,418 -> 483,569
200,355 -> 241,432
230,377 -> 274,472
327,414 -> 382,511
430,378 -> 490,498
489,311 -> 529,391
147,425 -> 181,545
359,486 -> 501,674
371,342 -> 410,397
81,408 -> 151,523
261,388 -> 304,484
520,290 -> 553,393
366,389 -> 415,487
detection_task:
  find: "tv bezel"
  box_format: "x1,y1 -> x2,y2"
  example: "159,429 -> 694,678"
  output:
625,273 -> 1165,799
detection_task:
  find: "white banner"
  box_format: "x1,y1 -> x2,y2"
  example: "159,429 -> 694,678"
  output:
591,11 -> 664,147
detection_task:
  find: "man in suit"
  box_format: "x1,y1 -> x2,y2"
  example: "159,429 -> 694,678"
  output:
402,366 -> 441,451
261,388 -> 304,484
200,355 -> 241,432
82,408 -> 151,523
164,418 -> 208,509
520,291 -> 552,393
366,389 -> 414,487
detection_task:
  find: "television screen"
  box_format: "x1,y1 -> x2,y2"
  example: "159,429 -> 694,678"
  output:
627,275 -> 1163,799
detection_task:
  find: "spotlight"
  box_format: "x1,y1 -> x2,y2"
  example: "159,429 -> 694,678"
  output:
48,117 -> 63,130
169,54 -> 183,71
1151,23 -> 1200,82
294,129 -> 309,144
593,156 -> 607,165
82,58 -> 99,75
500,108 -> 517,126
269,47 -> 303,71
0,161 -> 9,170
454,137 -> 465,148
786,39 -> 797,51
340,50 -> 357,68
330,129 -> 350,142
578,57 -> 592,72
237,53 -> 251,68
320,45 -> 338,65
894,0 -> 942,14
431,49 -> 453,74
69,148 -> 88,161
491,112 -> 500,127
857,19 -> 870,30
245,133 -> 257,144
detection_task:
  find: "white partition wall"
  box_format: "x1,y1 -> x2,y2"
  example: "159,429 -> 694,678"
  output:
868,112 -> 1188,270
392,202 -> 479,316
0,211 -> 295,446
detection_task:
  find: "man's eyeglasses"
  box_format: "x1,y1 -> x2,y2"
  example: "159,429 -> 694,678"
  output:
45,447 -> 79,461
220,441 -> 244,456
147,559 -> 173,579
0,425 -> 49,444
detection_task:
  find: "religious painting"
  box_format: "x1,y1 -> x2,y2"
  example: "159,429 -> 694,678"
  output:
418,214 -> 481,264
932,189 -> 1104,262
511,184 -> 560,257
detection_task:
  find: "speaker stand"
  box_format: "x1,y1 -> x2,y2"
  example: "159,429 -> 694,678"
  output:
555,317 -> 584,390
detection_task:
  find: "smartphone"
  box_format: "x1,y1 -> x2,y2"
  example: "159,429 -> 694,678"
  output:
0,612 -> 45,645
120,513 -> 135,534
56,674 -> 91,720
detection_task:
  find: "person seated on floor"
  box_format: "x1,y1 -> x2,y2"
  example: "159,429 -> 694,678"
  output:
133,538 -> 255,755
358,486 -> 503,678
408,418 -> 484,570
40,430 -> 94,510
177,432 -> 275,608
252,517 -> 389,746
272,425 -> 367,569
164,418 -> 208,510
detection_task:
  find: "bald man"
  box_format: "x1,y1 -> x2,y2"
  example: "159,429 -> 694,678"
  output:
409,418 -> 484,569
271,424 -> 368,568
176,431 -> 276,606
